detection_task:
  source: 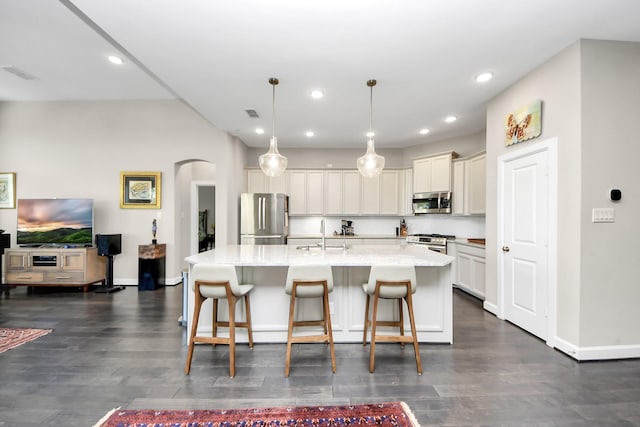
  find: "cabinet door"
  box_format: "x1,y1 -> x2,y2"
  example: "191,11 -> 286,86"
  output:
246,170 -> 267,193
287,171 -> 307,215
467,153 -> 486,215
472,256 -> 486,297
324,171 -> 343,215
452,161 -> 465,215
6,251 -> 29,271
456,253 -> 473,293
306,171 -> 324,215
430,153 -> 452,192
412,158 -> 432,193
361,175 -> 380,215
269,174 -> 287,194
402,169 -> 413,216
379,170 -> 399,215
342,171 -> 361,215
62,251 -> 85,271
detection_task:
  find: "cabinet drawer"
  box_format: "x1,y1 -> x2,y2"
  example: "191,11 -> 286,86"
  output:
44,272 -> 85,283
7,271 -> 45,283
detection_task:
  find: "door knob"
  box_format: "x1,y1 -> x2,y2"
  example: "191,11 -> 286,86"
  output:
502,246 -> 510,252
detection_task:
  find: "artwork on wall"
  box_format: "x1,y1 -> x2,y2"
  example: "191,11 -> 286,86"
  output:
505,99 -> 542,146
120,171 -> 161,209
0,172 -> 16,209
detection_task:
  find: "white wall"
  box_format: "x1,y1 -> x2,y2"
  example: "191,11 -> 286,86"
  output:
486,39 -> 640,351
486,41 -> 583,344
579,40 -> 640,346
0,100 -> 247,285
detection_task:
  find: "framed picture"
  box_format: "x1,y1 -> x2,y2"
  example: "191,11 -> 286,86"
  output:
120,171 -> 161,209
0,172 -> 16,209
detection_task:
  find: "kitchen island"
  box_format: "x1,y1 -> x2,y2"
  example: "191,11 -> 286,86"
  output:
185,244 -> 454,344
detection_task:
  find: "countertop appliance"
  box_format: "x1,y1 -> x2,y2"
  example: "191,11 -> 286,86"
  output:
406,233 -> 455,254
341,220 -> 354,236
240,193 -> 289,245
412,192 -> 452,214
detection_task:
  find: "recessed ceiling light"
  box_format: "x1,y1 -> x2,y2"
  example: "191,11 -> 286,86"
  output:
311,89 -> 324,99
366,131 -> 375,138
444,115 -> 457,124
419,128 -> 430,135
305,131 -> 315,137
255,128 -> 265,134
107,55 -> 124,65
475,72 -> 493,83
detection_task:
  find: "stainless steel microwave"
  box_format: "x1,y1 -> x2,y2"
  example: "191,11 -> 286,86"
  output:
412,192 -> 452,214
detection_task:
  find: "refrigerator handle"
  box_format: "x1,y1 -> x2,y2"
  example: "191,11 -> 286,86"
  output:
262,196 -> 266,231
258,196 -> 263,231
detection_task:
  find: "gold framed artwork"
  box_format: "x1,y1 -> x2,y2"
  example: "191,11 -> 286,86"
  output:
0,172 -> 16,209
120,171 -> 161,209
505,99 -> 542,146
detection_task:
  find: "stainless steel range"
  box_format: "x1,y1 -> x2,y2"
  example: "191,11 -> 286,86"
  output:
406,234 -> 455,254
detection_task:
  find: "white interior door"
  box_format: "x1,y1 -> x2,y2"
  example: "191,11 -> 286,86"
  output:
500,147 -> 549,340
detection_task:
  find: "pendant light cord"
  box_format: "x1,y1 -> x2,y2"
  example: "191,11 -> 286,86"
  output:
367,79 -> 376,140
269,77 -> 278,140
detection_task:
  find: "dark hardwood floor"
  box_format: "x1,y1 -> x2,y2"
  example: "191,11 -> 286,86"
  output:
1,284 -> 639,426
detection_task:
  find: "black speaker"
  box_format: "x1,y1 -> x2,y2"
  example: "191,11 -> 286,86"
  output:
96,234 -> 122,256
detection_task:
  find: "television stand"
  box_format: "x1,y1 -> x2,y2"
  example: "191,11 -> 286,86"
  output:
95,254 -> 125,293
4,247 -> 105,292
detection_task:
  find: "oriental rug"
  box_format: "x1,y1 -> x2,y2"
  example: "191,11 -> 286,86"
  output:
0,327 -> 52,353
94,401 -> 419,427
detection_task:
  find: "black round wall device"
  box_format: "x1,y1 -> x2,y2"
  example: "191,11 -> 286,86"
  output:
610,189 -> 622,201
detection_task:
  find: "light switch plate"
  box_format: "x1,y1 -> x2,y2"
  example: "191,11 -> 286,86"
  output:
592,208 -> 614,223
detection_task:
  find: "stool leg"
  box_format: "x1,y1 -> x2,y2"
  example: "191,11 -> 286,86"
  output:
244,293 -> 254,349
323,289 -> 336,373
185,289 -> 204,375
212,298 -> 218,347
285,290 -> 296,377
369,291 -> 381,373
399,298 -> 405,348
228,295 -> 237,378
362,294 -> 370,346
405,292 -> 423,375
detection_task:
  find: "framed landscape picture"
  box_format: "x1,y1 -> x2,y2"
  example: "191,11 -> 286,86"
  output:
0,172 -> 16,209
120,171 -> 161,209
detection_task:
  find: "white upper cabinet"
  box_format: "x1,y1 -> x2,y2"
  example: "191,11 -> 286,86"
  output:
246,169 -> 268,193
361,174 -> 380,215
245,169 -> 288,194
342,171 -> 361,215
412,152 -> 457,193
452,152 -> 486,216
324,171 -> 344,215
287,170 -> 324,215
379,170 -> 400,215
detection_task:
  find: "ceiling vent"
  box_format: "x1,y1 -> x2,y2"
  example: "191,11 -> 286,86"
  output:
244,109 -> 259,118
1,65 -> 38,80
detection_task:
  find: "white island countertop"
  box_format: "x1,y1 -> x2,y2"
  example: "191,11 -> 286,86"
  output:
186,244 -> 454,267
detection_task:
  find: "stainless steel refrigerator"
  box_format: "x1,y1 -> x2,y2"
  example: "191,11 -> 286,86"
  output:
240,193 -> 289,244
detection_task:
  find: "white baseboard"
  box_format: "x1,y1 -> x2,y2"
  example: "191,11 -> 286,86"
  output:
483,301 -> 499,316
554,336 -> 640,361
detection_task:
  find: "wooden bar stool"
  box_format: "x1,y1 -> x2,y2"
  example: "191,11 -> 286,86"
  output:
185,264 -> 254,378
284,264 -> 336,377
362,264 -> 422,374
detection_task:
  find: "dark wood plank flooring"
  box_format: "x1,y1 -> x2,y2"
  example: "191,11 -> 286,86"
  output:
1,285 -> 639,426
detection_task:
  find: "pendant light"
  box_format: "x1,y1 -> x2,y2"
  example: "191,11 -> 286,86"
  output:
259,77 -> 288,177
357,79 -> 385,178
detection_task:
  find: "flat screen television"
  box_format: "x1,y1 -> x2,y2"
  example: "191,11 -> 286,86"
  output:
17,198 -> 94,247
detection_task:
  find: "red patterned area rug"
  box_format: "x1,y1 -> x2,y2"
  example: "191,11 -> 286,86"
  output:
94,401 -> 419,427
0,327 -> 52,353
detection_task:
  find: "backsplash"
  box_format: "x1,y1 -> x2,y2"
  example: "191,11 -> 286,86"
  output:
290,215 -> 485,238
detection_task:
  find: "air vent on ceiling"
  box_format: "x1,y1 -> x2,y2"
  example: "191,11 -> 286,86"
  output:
1,65 -> 38,80
244,109 -> 259,118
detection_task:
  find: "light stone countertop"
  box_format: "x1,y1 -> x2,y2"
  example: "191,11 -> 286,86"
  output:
288,234 -> 405,240
451,238 -> 486,249
186,244 -> 453,267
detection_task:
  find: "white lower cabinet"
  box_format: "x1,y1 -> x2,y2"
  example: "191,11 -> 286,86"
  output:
453,243 -> 485,299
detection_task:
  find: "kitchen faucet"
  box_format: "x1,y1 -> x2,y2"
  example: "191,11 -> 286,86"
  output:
320,218 -> 326,249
